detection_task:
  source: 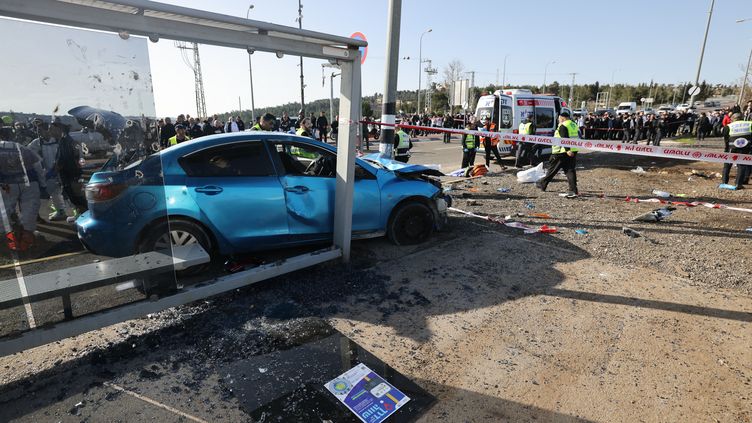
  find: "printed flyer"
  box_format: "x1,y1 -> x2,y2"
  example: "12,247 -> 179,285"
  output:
325,363 -> 410,423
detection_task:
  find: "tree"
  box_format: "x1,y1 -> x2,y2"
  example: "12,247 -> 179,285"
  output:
362,101 -> 373,118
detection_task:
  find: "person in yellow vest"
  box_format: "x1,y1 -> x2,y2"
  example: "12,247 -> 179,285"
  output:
168,124 -> 191,146
250,113 -> 276,131
536,110 -> 579,198
393,125 -> 412,163
296,118 -> 314,138
515,114 -> 537,167
461,122 -> 478,168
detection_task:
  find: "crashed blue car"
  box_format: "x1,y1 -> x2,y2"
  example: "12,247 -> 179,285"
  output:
76,133 -> 450,265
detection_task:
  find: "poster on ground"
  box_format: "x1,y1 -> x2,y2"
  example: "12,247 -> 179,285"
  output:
325,363 -> 410,423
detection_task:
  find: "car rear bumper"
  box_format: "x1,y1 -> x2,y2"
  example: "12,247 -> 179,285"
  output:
434,195 -> 450,230
76,211 -> 137,257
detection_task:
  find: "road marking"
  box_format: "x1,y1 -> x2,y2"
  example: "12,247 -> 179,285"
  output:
0,193 -> 36,329
104,382 -> 210,423
0,251 -> 86,270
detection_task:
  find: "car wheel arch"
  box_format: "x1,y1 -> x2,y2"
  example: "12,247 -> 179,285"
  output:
135,215 -> 219,255
386,195 -> 437,228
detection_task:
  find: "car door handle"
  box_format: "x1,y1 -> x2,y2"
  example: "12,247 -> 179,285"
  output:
285,186 -> 310,194
195,185 -> 223,195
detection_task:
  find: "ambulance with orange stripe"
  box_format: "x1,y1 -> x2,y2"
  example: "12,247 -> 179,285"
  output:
474,89 -> 570,156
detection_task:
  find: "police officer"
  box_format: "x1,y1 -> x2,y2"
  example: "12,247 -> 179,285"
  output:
536,111 -> 579,198
28,122 -> 68,221
1,125 -> 46,251
393,125 -> 412,163
296,117 -> 314,138
515,114 -> 536,167
721,113 -> 752,189
168,124 -> 191,146
461,123 -> 478,168
251,113 -> 276,131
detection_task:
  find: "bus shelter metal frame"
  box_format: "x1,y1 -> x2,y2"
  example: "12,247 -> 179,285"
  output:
0,0 -> 363,356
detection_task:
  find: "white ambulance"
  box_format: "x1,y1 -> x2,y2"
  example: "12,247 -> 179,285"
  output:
475,89 -> 569,155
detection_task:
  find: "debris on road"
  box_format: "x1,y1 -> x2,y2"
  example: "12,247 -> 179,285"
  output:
575,229 -> 589,235
538,225 -> 557,234
631,166 -> 646,174
497,187 -> 511,193
652,189 -> 671,198
633,206 -> 676,222
718,183 -> 737,191
529,213 -> 551,219
622,227 -> 641,238
517,163 -> 545,183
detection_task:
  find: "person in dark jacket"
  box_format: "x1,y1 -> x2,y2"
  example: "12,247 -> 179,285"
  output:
160,117 -> 175,149
442,113 -> 454,143
316,112 -> 329,142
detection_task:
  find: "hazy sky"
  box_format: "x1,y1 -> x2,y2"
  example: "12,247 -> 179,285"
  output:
3,0 -> 751,119
0,18 -> 155,117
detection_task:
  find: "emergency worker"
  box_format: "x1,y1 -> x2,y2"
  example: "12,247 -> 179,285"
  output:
481,118 -> 502,168
168,124 -> 191,146
296,118 -> 314,138
515,114 -> 536,167
461,123 -> 478,168
721,113 -> 752,189
393,125 -> 412,163
28,122 -> 68,221
251,113 -> 276,131
49,122 -> 87,223
536,111 -> 579,198
0,125 -> 45,251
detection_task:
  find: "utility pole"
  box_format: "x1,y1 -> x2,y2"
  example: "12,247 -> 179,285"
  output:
175,42 -> 207,118
496,68 -> 499,86
467,70 -> 475,111
245,4 -> 256,124
689,0 -> 715,108
379,0 -> 401,158
297,0 -> 305,114
568,73 -> 578,109
417,28 -> 432,115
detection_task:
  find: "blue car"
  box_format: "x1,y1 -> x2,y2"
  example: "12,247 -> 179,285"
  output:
76,133 -> 450,268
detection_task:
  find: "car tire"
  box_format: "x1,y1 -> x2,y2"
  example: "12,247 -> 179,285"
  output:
136,219 -> 213,295
387,201 -> 435,246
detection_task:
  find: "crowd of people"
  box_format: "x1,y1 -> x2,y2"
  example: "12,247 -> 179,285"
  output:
1,115 -> 86,251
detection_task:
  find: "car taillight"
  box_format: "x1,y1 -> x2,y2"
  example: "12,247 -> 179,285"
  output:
85,182 -> 127,202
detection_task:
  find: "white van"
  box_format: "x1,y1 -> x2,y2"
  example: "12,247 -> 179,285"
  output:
475,89 -> 567,155
615,102 -> 637,115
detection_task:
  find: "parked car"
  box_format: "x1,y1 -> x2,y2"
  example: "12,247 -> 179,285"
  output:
676,103 -> 690,112
657,105 -> 675,114
76,133 -> 450,271
593,108 -> 615,117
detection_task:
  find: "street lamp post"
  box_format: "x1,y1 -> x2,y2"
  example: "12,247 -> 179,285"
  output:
737,18 -> 752,106
543,60 -> 555,93
502,54 -> 509,89
417,28 -> 432,115
689,0 -> 715,109
607,69 -> 618,109
246,4 -> 256,124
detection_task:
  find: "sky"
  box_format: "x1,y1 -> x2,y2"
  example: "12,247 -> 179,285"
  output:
0,18 -> 155,117
2,0 -> 751,118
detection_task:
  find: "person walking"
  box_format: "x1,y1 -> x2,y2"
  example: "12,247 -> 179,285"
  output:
316,112 -> 329,143
481,118 -> 503,169
27,122 -> 68,221
536,111 -> 579,198
442,113 -> 454,143
460,123 -> 478,168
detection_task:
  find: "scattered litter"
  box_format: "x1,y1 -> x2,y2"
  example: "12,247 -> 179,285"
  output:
524,202 -> 535,209
517,162 -> 545,183
529,213 -> 551,219
497,187 -> 511,193
258,368 -> 268,373
449,207 -> 538,234
442,187 -> 453,194
625,196 -> 752,214
718,183 -> 737,191
651,189 -> 671,198
575,229 -> 589,235
622,227 -> 641,238
690,169 -> 710,178
675,193 -> 688,198
460,192 -> 473,198
466,200 -> 481,206
630,166 -> 646,174
538,224 -> 557,234
468,188 -> 479,193
633,206 -> 676,222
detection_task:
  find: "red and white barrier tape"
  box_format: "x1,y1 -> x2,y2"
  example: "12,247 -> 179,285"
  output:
625,197 -> 752,214
367,121 -> 752,165
448,207 -> 557,234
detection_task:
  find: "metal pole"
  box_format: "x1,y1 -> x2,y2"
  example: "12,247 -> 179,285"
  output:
543,60 -> 555,93
330,72 -> 340,129
568,73 -> 577,109
738,47 -> 752,106
417,29 -> 431,115
246,5 -> 256,123
502,55 -> 508,89
689,0 -> 715,108
298,0 -> 305,114
379,0 -> 401,158
681,81 -> 688,104
607,69 -> 617,109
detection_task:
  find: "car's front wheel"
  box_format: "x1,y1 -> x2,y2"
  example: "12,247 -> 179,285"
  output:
387,201 -> 435,246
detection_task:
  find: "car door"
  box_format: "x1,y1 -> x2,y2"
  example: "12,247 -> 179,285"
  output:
180,141 -> 289,251
270,141 -> 380,242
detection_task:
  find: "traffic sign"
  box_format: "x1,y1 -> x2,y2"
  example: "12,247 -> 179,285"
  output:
688,85 -> 701,96
350,32 -> 367,65
640,97 -> 646,102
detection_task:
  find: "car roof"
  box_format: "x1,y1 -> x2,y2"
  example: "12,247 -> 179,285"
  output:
159,132 -> 335,158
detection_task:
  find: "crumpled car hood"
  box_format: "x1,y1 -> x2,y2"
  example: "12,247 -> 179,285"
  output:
363,153 -> 444,177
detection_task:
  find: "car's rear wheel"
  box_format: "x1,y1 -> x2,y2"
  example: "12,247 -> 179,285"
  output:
387,201 -> 435,246
137,219 -> 213,295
